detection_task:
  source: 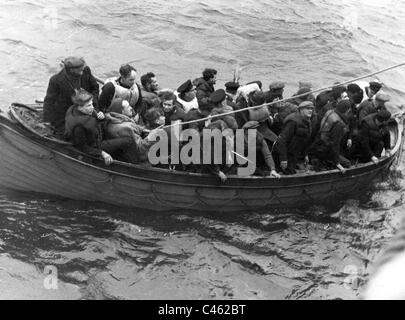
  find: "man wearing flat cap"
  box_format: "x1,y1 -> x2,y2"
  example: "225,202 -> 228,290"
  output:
209,89 -> 239,130
43,56 -> 100,136
358,110 -> 391,164
273,101 -> 314,175
357,91 -> 390,122
264,81 -> 285,104
174,79 -> 199,113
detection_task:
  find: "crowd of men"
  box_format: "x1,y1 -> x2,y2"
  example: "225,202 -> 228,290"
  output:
43,56 -> 393,182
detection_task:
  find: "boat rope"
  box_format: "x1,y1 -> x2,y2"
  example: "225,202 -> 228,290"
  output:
160,62 -> 405,131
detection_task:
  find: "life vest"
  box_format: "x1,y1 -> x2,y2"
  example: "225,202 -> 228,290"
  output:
65,105 -> 100,142
319,110 -> 348,145
104,77 -> 140,108
361,114 -> 387,141
174,91 -> 199,113
283,112 -> 312,140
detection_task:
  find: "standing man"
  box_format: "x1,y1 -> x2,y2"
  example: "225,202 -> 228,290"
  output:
99,64 -> 143,115
43,56 -> 101,136
193,68 -> 217,108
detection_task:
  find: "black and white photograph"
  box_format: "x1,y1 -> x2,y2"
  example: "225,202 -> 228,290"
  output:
0,0 -> 404,304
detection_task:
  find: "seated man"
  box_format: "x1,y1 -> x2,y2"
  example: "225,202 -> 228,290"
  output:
65,90 -> 155,166
104,99 -> 158,164
309,100 -> 352,173
209,89 -> 239,130
43,56 -> 101,136
159,91 -> 187,125
273,101 -> 314,175
357,92 -> 390,122
99,64 -> 143,114
224,81 -> 240,107
174,80 -> 199,113
264,81 -> 285,104
358,110 -> 391,164
242,121 -> 280,178
140,72 -> 161,116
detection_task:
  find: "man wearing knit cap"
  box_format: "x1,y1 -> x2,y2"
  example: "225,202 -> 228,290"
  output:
309,100 -> 352,173
365,81 -> 383,100
224,81 -> 239,107
273,101 -> 314,175
357,91 -> 390,122
43,56 -> 100,136
358,110 -> 391,164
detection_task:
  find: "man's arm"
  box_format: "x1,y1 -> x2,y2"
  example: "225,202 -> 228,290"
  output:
275,121 -> 295,162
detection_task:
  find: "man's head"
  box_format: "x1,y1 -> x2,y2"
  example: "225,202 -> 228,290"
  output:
347,83 -> 364,105
144,108 -> 165,128
249,91 -> 266,107
376,109 -> 391,125
269,81 -> 285,98
64,56 -> 86,78
141,72 -> 159,92
332,86 -> 349,102
72,89 -> 94,115
225,81 -> 240,95
177,80 -> 196,101
160,91 -> 176,113
119,64 -> 137,88
203,68 -> 217,85
209,89 -> 226,107
375,92 -> 390,109
108,98 -> 134,117
298,101 -> 314,119
369,81 -> 383,97
335,99 -> 352,116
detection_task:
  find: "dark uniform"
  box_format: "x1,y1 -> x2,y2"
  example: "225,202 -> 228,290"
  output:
43,64 -> 99,135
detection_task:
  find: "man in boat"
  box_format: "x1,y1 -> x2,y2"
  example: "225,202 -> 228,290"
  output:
209,89 -> 239,130
273,101 -> 314,175
193,68 -> 217,109
158,91 -> 187,125
317,86 -> 348,122
98,64 -> 143,115
357,110 -> 392,164
174,80 -> 199,113
224,81 -> 240,107
140,72 -> 161,117
43,56 -> 101,137
65,90 -> 157,166
104,98 -> 158,164
242,121 -> 280,178
357,92 -> 390,122
308,100 -> 352,173
264,81 -> 285,104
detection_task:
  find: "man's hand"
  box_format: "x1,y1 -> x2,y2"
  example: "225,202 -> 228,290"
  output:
218,171 -> 227,183
97,111 -> 105,120
280,161 -> 288,170
337,163 -> 346,174
347,139 -> 352,148
101,151 -> 113,165
270,170 -> 281,179
371,156 -> 379,164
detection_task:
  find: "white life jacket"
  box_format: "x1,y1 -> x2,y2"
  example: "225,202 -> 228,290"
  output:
104,77 -> 140,108
174,91 -> 199,113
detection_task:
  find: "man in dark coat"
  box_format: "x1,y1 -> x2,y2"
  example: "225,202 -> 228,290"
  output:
193,68 -> 217,108
273,101 -> 314,175
309,100 -> 352,173
43,57 -> 101,136
358,110 -> 391,163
